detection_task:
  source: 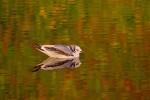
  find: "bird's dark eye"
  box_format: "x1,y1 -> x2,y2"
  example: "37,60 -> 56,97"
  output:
75,63 -> 79,65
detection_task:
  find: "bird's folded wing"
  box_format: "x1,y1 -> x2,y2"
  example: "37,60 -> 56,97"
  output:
53,45 -> 74,56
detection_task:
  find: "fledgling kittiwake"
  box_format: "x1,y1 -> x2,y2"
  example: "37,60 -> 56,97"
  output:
33,44 -> 82,58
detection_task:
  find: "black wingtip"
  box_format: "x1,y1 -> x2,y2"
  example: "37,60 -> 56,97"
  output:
33,44 -> 41,49
31,64 -> 42,72
33,44 -> 44,51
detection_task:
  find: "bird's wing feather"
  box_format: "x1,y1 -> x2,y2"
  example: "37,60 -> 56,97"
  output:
41,58 -> 74,70
53,45 -> 73,55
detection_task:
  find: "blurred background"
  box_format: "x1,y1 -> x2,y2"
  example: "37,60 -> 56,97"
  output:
0,0 -> 150,100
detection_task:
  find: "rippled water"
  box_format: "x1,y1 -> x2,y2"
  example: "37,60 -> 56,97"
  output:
0,0 -> 150,100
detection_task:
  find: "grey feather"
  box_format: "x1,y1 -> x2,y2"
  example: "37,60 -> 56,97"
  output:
69,45 -> 76,52
52,45 -> 74,56
32,57 -> 81,71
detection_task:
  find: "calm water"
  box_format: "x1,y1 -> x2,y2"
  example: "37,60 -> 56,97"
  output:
0,0 -> 150,100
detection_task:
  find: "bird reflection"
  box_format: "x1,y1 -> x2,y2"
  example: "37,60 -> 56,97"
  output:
32,57 -> 81,72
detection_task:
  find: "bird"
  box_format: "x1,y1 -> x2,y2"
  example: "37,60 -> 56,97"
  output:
31,57 -> 81,72
33,44 -> 82,58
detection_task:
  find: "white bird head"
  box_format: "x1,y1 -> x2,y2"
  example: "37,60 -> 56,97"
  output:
69,45 -> 82,54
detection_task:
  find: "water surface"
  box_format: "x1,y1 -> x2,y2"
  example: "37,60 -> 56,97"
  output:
0,0 -> 150,100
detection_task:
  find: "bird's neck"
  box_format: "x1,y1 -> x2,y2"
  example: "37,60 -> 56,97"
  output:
73,52 -> 80,57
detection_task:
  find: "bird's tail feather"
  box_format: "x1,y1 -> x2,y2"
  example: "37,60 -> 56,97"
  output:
31,64 -> 43,72
33,44 -> 41,49
33,44 -> 45,51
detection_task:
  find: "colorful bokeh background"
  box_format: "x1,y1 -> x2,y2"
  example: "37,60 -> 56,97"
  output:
0,0 -> 150,100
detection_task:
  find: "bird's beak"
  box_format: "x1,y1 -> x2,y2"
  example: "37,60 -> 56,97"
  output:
80,50 -> 83,53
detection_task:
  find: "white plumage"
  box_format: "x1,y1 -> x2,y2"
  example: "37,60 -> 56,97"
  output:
34,44 -> 82,58
32,57 -> 81,72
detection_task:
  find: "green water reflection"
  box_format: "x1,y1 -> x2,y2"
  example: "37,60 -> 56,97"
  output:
0,0 -> 150,100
